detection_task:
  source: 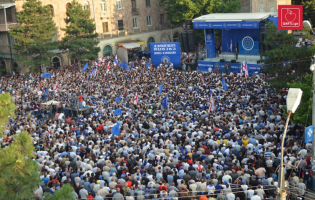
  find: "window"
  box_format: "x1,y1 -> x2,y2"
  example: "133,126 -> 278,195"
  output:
147,16 -> 152,26
48,5 -> 54,17
6,8 -> 12,22
102,22 -> 108,33
0,33 -> 4,45
146,0 -> 150,6
173,32 -> 180,42
103,45 -> 113,56
118,20 -> 124,30
101,0 -> 107,12
7,33 -> 15,45
131,0 -> 136,8
116,0 -> 122,10
133,18 -> 138,28
83,2 -> 90,11
270,7 -> 275,12
160,14 -> 164,24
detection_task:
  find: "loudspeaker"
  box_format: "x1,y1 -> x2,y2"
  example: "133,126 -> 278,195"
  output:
187,32 -> 195,52
259,33 -> 265,53
220,59 -> 225,62
257,60 -> 261,64
231,60 -> 236,63
181,32 -> 188,52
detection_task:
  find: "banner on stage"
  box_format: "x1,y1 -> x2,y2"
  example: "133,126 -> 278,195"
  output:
193,21 -> 259,29
197,60 -> 262,75
150,42 -> 181,68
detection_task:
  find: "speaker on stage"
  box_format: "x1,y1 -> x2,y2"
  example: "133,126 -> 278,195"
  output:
181,32 -> 188,52
187,32 -> 195,52
220,59 -> 225,62
259,33 -> 265,53
231,60 -> 236,63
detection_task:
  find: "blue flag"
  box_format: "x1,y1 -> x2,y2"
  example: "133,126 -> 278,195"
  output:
124,63 -> 130,71
114,108 -> 122,116
159,83 -> 163,95
42,72 -> 52,79
132,61 -> 135,68
115,97 -> 122,103
82,62 -> 88,73
145,62 -> 151,67
222,77 -> 228,90
90,68 -> 97,76
112,124 -> 120,136
162,95 -> 168,108
305,125 -> 313,143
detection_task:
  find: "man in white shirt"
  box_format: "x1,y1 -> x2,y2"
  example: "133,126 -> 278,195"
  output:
250,191 -> 261,200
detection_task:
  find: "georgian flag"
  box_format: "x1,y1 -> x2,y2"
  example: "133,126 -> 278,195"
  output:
53,83 -> 58,91
95,62 -> 99,67
243,61 -> 249,78
134,92 -> 138,104
106,63 -> 110,73
36,89 -> 42,96
200,75 -> 206,85
209,95 -> 215,112
240,64 -> 243,75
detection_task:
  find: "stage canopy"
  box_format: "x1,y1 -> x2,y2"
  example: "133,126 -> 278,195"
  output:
193,12 -> 278,29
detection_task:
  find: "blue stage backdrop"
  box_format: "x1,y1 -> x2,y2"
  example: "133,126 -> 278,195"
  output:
150,42 -> 181,68
197,60 -> 262,75
222,29 -> 260,54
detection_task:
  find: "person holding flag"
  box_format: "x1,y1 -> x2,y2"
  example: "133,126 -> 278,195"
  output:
134,92 -> 138,104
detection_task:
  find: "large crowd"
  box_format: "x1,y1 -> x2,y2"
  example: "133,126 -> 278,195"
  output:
1,55 -> 315,200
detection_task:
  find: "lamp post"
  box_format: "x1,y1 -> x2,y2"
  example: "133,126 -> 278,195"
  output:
310,63 -> 315,163
279,88 -> 303,200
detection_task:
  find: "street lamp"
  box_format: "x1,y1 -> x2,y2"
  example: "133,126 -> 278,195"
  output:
310,63 -> 315,163
279,88 -> 303,200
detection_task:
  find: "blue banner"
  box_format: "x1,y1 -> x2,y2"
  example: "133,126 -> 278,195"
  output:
193,21 -> 259,29
205,30 -> 216,58
150,42 -> 181,68
197,60 -> 262,75
305,125 -> 313,143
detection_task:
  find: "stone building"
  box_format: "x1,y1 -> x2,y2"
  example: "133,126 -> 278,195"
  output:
0,0 -> 183,75
239,0 -> 291,13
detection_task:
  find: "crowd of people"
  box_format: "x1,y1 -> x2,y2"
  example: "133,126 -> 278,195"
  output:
1,55 -> 315,200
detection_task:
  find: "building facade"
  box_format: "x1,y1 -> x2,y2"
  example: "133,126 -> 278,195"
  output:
239,0 -> 291,13
0,0 -> 183,75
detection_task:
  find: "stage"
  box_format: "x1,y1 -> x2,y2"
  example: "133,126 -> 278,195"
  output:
203,53 -> 261,64
192,12 -> 278,75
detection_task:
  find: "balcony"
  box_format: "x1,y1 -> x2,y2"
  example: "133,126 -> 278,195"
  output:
132,27 -> 141,34
0,22 -> 18,31
146,25 -> 155,32
132,8 -> 139,15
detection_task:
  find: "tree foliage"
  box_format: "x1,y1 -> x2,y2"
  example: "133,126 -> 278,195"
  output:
158,0 -> 241,25
44,184 -> 76,200
286,74 -> 313,126
60,0 -> 100,67
9,0 -> 58,72
261,21 -> 314,89
0,93 -> 41,199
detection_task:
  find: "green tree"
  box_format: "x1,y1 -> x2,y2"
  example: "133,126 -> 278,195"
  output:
60,0 -> 100,68
0,93 -> 41,199
286,74 -> 313,126
44,184 -> 76,200
261,21 -> 314,89
158,0 -> 241,25
9,0 -> 58,72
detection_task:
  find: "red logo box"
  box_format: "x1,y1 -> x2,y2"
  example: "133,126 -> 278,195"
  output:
278,5 -> 303,30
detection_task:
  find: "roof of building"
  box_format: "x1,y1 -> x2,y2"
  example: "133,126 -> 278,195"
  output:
0,2 -> 15,9
192,12 -> 278,22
